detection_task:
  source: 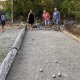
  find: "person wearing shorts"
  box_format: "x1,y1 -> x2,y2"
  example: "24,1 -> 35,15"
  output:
42,10 -> 50,30
0,11 -> 5,32
53,8 -> 60,31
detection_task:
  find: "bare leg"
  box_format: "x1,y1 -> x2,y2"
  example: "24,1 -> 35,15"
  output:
45,25 -> 50,30
48,21 -> 50,30
45,25 -> 47,30
30,24 -> 33,30
54,24 -> 58,31
55,25 -> 58,30
49,25 -> 51,30
1,25 -> 4,32
48,25 -> 50,30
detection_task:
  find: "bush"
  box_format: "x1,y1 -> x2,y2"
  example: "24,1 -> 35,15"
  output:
5,12 -> 11,21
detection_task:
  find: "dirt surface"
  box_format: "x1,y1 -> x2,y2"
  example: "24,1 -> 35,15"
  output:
0,25 -> 22,64
6,30 -> 80,80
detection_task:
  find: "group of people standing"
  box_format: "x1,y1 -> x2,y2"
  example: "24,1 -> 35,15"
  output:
0,8 -> 60,32
27,8 -> 60,31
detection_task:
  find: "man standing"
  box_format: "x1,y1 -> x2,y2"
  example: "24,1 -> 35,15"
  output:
53,8 -> 60,31
0,11 -> 5,32
27,10 -> 35,30
1,12 -> 5,32
42,10 -> 50,30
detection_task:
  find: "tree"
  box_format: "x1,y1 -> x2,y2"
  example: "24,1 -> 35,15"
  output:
1,0 -> 80,20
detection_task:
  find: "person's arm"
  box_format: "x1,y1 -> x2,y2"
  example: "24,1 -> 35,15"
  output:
49,13 -> 50,19
27,13 -> 30,22
53,12 -> 54,19
42,14 -> 44,20
58,11 -> 60,20
33,13 -> 35,23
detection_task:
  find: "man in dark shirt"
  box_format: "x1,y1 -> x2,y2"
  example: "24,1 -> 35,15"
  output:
0,11 -> 5,32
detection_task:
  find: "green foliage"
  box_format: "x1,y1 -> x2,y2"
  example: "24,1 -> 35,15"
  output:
61,0 -> 80,18
34,4 -> 43,17
0,0 -> 80,20
61,0 -> 72,16
5,12 -> 11,21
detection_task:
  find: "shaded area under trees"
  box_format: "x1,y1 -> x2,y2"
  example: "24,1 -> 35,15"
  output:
0,0 -> 80,21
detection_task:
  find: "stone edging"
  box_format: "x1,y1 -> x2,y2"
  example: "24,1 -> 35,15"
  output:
0,27 -> 26,80
62,30 -> 80,42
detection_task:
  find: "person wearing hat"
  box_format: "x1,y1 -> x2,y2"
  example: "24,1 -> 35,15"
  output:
53,8 -> 60,31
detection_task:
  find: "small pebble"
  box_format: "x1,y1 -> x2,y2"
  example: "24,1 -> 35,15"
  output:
55,60 -> 58,63
40,69 -> 43,72
52,74 -> 56,78
58,72 -> 61,77
32,39 -> 34,41
23,45 -> 26,47
7,46 -> 11,48
51,72 -> 53,75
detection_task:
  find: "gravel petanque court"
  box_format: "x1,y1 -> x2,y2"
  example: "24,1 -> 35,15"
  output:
6,30 -> 80,80
0,26 -> 21,64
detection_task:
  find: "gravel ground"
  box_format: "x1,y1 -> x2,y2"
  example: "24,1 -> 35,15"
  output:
6,30 -> 80,80
0,26 -> 21,64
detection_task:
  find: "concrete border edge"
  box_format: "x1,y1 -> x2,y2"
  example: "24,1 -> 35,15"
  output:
0,26 -> 26,80
62,30 -> 80,42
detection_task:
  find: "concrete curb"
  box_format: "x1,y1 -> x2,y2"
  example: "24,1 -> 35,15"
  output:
62,30 -> 80,42
12,27 -> 26,50
0,26 -> 26,80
